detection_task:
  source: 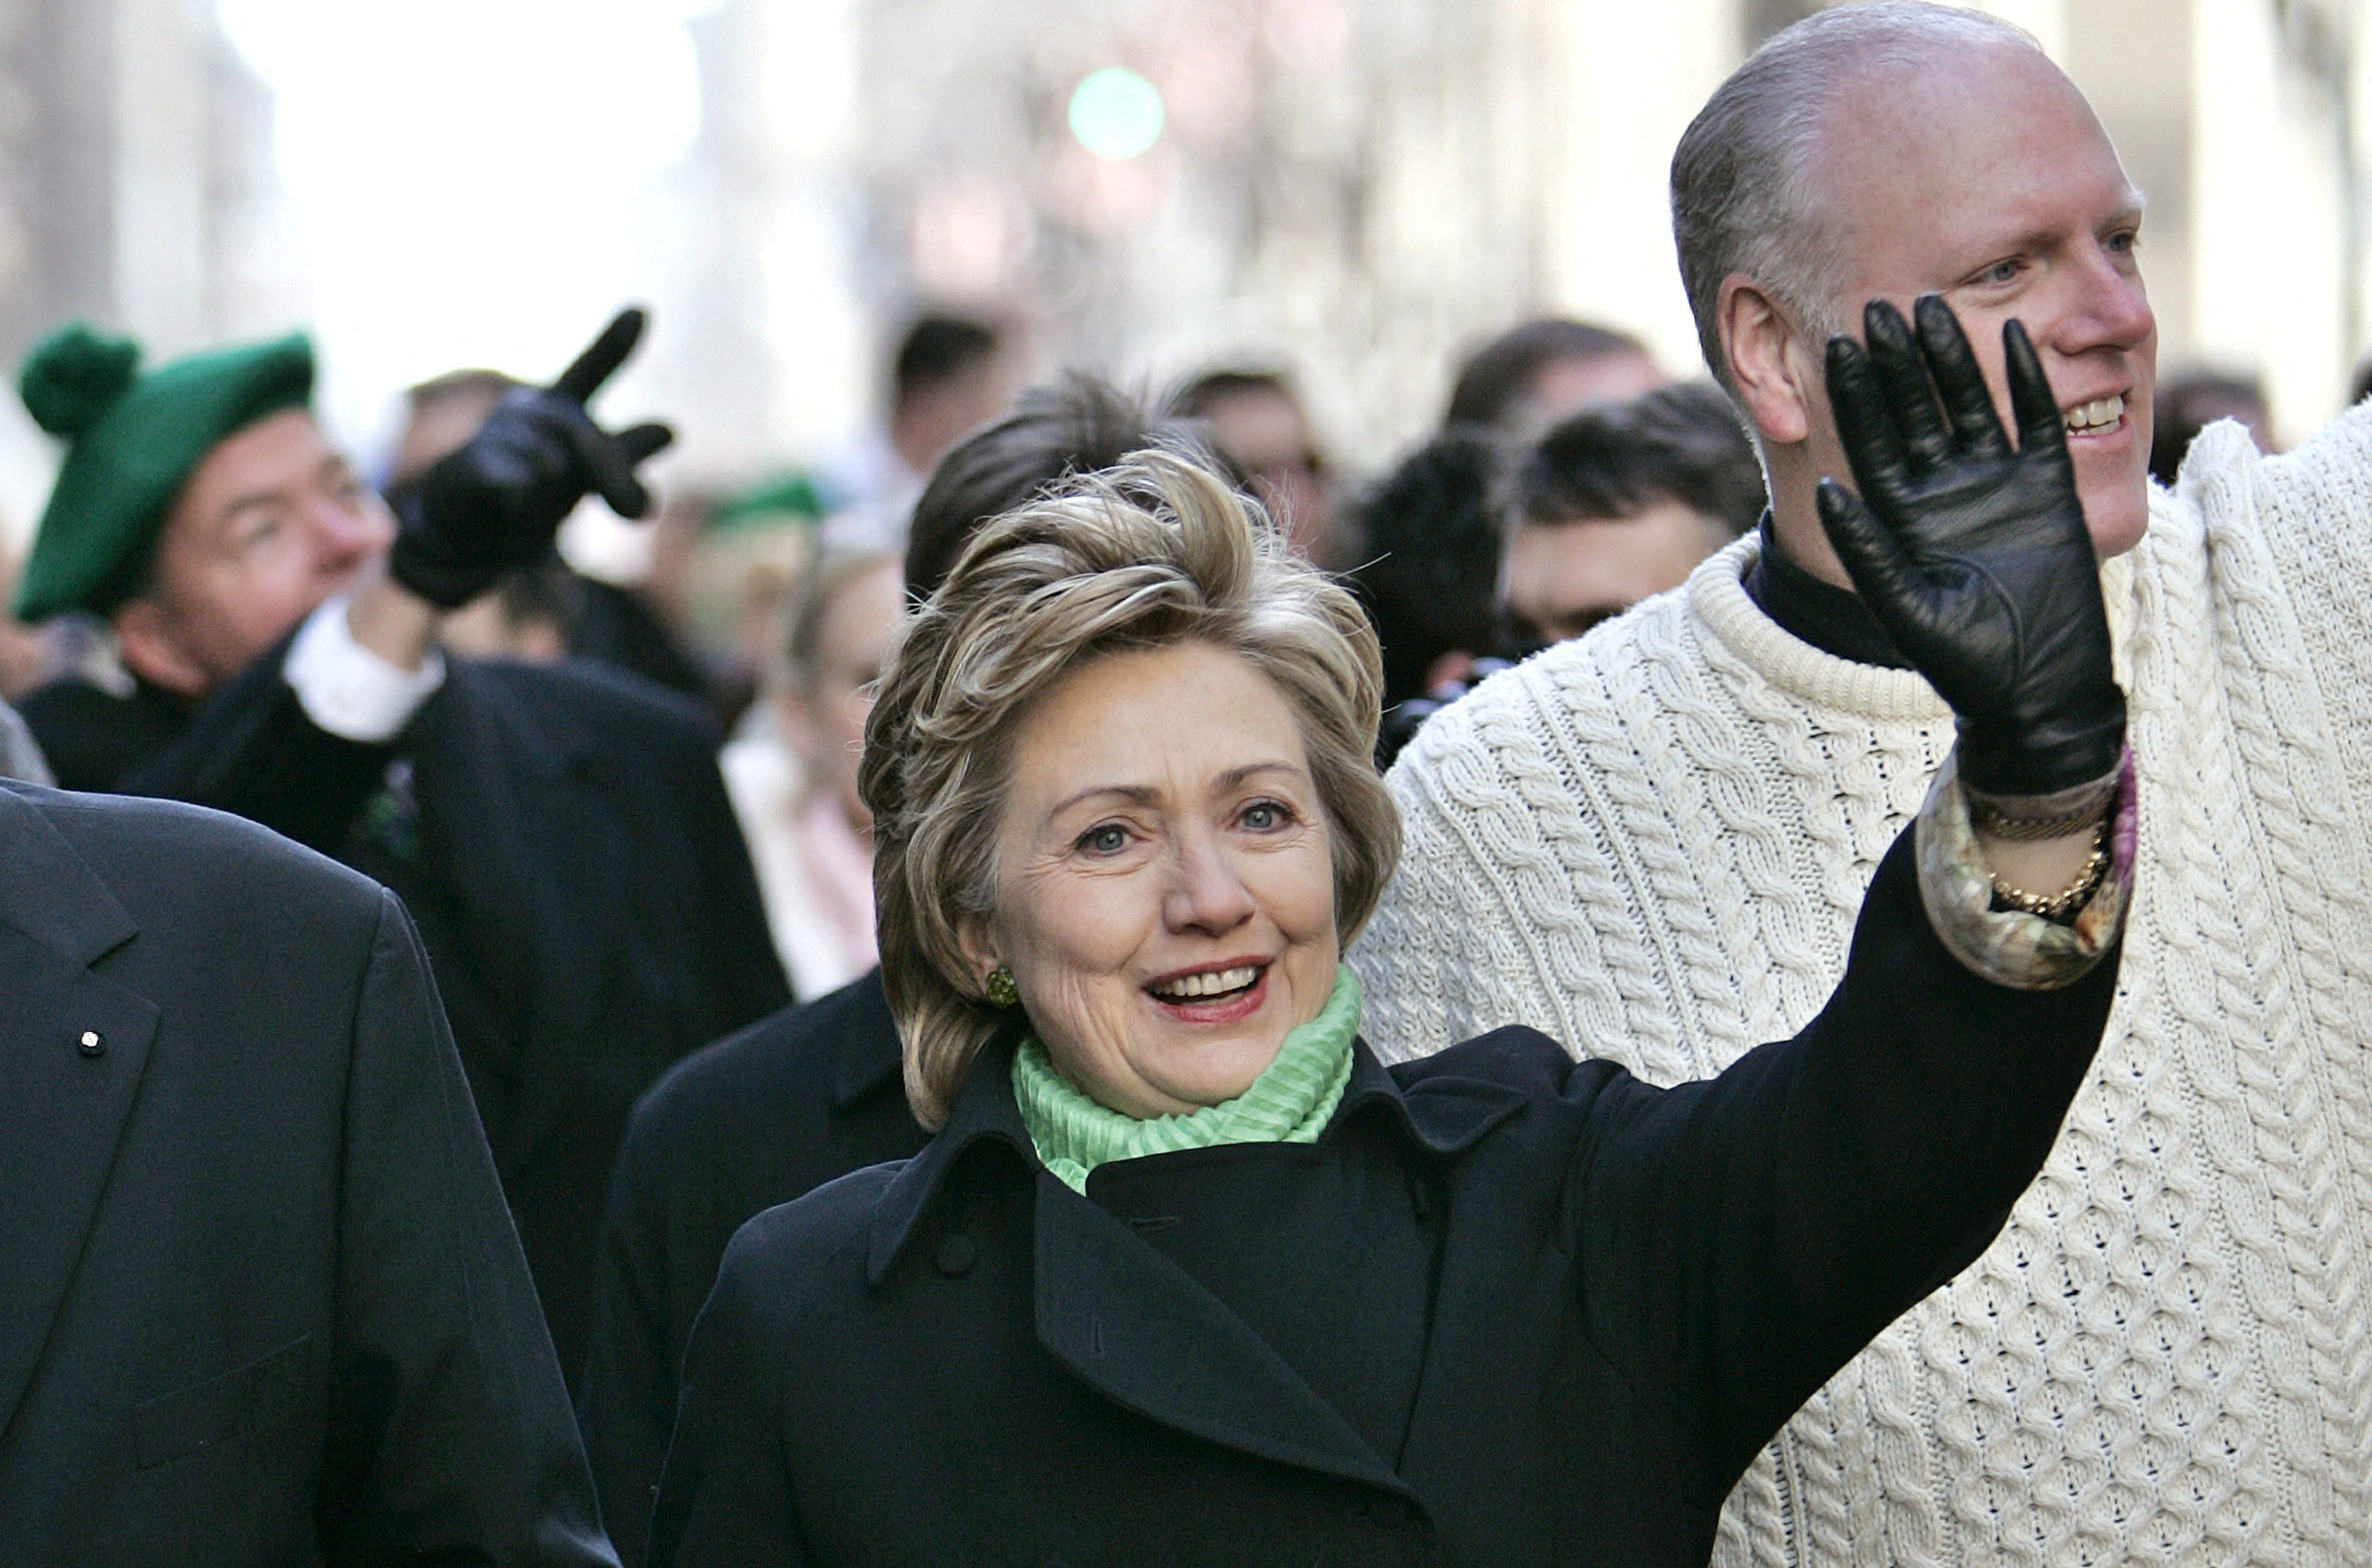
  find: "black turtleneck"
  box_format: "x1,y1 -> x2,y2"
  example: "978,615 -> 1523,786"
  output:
1742,513 -> 1913,671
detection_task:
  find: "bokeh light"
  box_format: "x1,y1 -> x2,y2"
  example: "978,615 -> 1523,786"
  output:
1068,67 -> 1165,162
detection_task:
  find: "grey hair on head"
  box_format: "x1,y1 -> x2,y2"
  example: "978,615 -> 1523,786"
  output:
1670,2 -> 2044,398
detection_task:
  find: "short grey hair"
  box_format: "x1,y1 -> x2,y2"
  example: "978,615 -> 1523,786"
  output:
1670,2 -> 2044,396
861,446 -> 1398,1130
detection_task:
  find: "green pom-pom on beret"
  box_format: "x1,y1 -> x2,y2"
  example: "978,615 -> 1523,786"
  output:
21,324 -> 142,438
15,327 -> 317,621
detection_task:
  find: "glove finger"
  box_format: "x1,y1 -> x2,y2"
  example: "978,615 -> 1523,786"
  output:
1864,300 -> 1950,477
1815,478 -> 1934,651
1912,294 -> 2012,460
615,421 -> 674,466
1824,332 -> 1918,514
2002,318 -> 2071,461
550,307 -> 647,405
565,419 -> 658,518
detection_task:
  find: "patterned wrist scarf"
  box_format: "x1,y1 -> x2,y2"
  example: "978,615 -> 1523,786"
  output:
1012,966 -> 1361,1195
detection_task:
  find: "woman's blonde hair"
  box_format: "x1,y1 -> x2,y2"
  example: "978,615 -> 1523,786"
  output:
862,446 -> 1397,1129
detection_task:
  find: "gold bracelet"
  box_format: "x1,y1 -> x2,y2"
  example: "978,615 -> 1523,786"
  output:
1989,828 -> 2111,922
1967,784 -> 2118,841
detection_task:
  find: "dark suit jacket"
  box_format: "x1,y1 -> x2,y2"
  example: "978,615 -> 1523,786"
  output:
578,969 -> 929,1567
0,781 -> 616,1565
18,650 -> 792,1377
651,831 -> 2121,1568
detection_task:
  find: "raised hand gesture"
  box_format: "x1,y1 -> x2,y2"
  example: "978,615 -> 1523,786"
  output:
1816,294 -> 2126,798
388,308 -> 675,610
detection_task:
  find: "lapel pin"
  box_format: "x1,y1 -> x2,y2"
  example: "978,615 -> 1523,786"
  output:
77,1030 -> 104,1058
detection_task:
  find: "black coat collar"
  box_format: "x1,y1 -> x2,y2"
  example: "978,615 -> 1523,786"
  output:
864,1023 -> 1533,1285
858,1020 -> 1540,1501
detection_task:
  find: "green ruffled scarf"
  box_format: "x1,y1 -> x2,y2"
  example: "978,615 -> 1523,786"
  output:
1011,966 -> 1361,1194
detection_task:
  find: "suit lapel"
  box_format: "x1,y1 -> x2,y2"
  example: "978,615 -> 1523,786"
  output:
0,787 -> 158,1441
1031,1174 -> 1414,1500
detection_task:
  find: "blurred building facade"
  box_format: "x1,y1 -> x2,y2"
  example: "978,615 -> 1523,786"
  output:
0,0 -> 287,541
834,0 -> 2372,464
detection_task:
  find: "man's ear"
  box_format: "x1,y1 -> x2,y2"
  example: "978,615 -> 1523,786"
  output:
112,599 -> 211,697
1718,274 -> 1820,447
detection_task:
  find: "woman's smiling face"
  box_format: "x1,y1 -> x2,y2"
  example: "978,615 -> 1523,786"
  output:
967,640 -> 1341,1119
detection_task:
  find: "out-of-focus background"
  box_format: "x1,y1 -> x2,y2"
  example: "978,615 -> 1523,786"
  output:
0,0 -> 2359,534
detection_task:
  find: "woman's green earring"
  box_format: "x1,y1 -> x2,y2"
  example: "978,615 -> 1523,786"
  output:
985,966 -> 1019,1008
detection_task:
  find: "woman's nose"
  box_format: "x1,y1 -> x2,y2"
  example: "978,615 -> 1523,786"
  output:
1163,837 -> 1256,935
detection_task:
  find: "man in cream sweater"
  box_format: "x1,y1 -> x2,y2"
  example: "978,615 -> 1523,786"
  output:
1354,5 -> 2372,1564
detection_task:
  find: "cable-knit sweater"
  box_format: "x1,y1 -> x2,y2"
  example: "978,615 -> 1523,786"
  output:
1351,408 -> 2372,1567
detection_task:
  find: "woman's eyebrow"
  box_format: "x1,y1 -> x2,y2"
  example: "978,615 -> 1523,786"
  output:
1041,761 -> 1305,824
1043,783 -> 1161,821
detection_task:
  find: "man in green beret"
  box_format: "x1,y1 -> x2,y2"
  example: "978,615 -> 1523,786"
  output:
11,311 -> 791,1381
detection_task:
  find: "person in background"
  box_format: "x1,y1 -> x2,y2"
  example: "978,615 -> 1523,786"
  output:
1443,317 -> 1666,434
9,313 -> 788,1382
1342,427 -> 1507,766
1502,382 -> 1762,650
721,547 -> 904,998
2147,366 -> 2275,486
820,312 -> 1013,553
431,557 -> 582,664
1170,367 -> 1335,561
0,778 -> 617,1565
388,368 -> 522,483
1357,6 -> 2372,1560
577,373 -> 1229,1565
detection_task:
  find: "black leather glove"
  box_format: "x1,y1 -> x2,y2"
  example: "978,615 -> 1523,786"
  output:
387,308 -> 674,610
1816,294 -> 2126,797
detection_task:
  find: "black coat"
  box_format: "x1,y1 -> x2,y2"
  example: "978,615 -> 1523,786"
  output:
579,968 -> 929,1567
18,649 -> 791,1376
651,830 -> 2120,1567
0,781 -> 615,1565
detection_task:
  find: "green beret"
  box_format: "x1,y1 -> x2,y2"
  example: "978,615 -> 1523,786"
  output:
712,470 -> 825,532
15,324 -> 316,619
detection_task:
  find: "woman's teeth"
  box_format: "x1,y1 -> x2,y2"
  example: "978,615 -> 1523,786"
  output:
1153,966 -> 1259,1000
2065,394 -> 2124,434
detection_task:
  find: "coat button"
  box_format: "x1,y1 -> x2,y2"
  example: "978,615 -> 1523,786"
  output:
76,1030 -> 104,1058
933,1233 -> 978,1277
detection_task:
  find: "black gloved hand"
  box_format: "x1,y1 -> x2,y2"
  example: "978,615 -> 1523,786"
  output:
387,308 -> 674,610
1816,294 -> 2126,797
